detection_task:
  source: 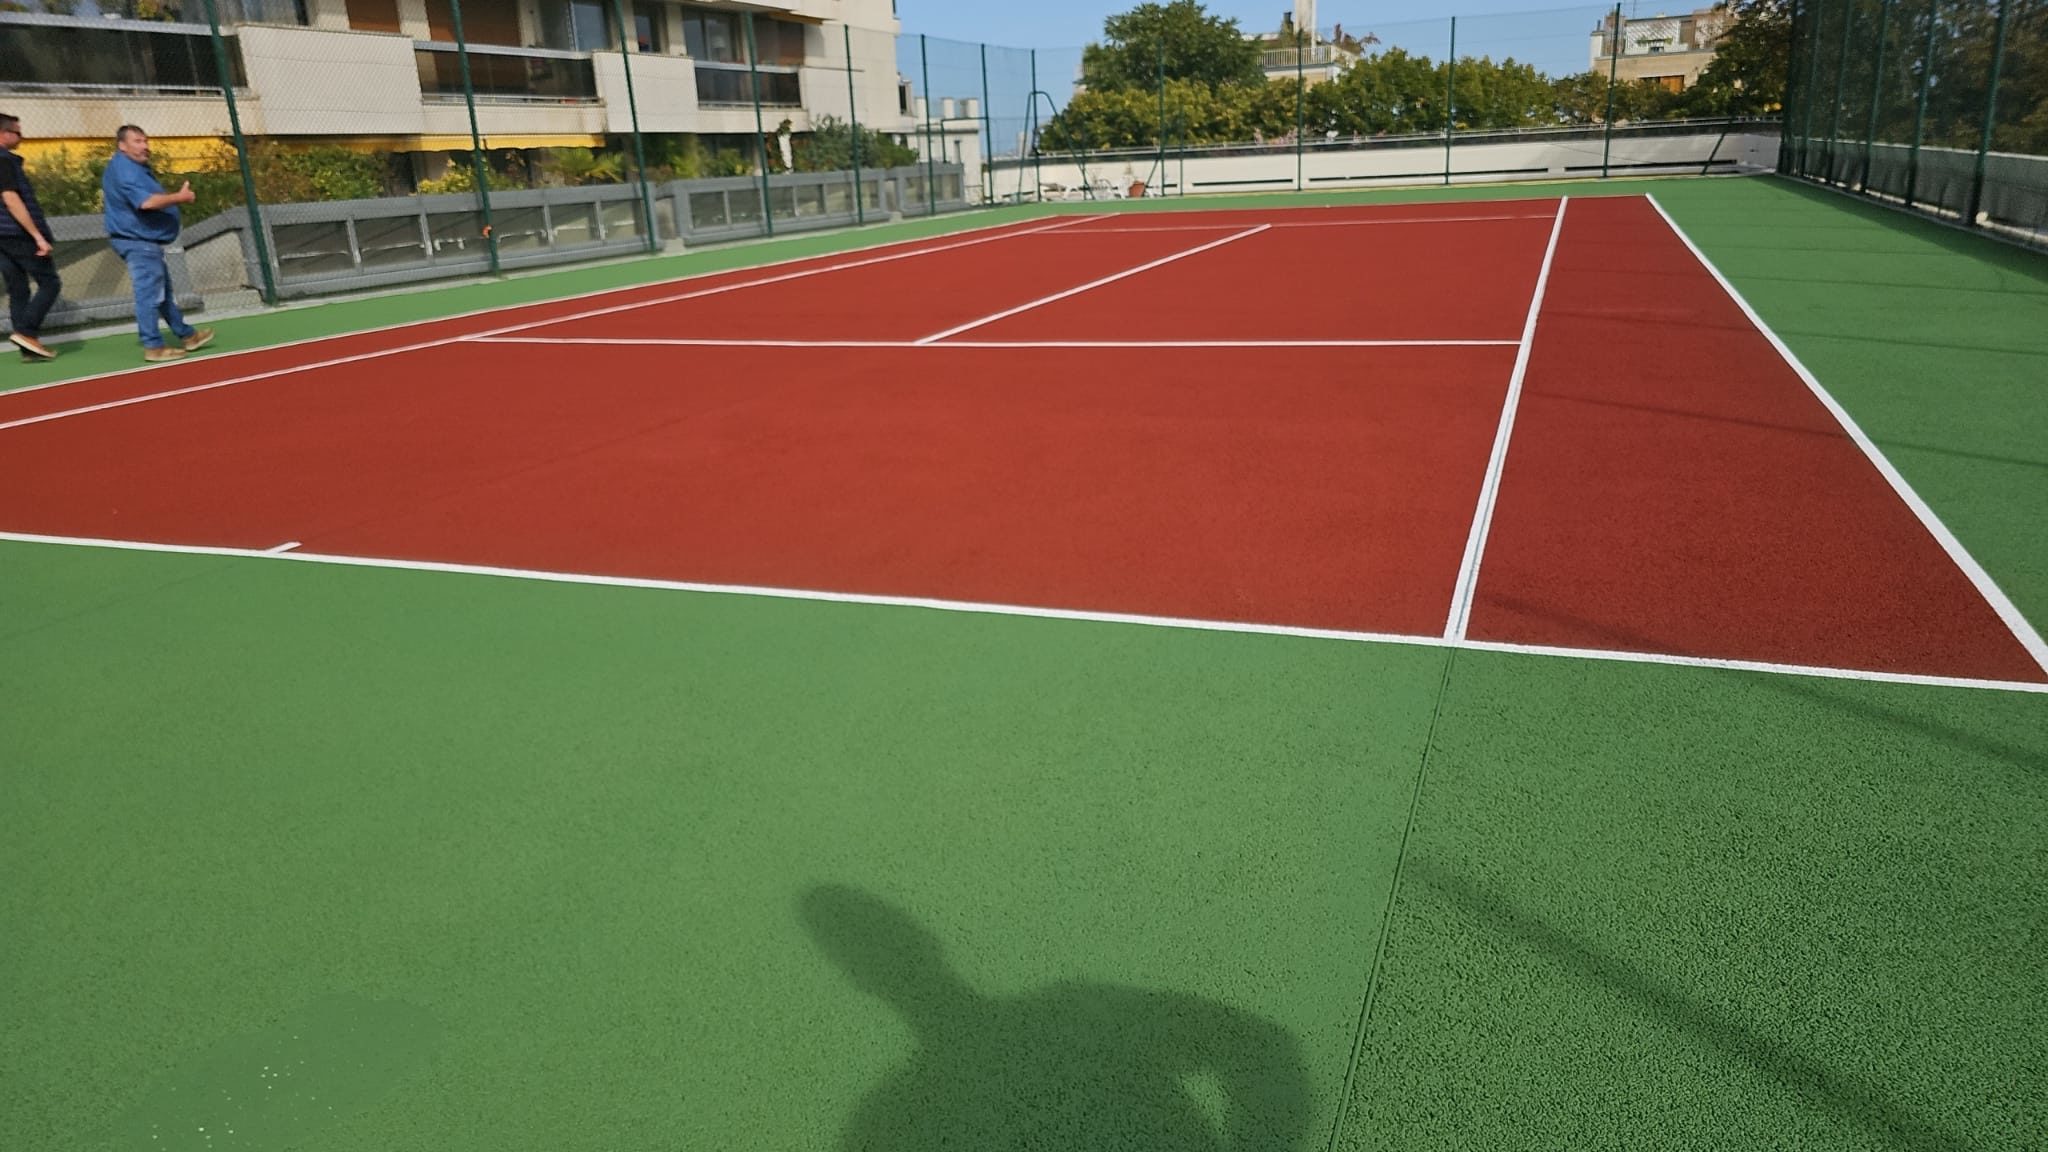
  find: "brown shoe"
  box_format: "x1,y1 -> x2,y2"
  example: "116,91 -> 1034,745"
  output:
181,328 -> 215,353
8,332 -> 55,360
143,346 -> 188,363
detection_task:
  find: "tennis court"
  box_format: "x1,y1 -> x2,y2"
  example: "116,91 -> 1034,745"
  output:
5,177 -> 2046,1150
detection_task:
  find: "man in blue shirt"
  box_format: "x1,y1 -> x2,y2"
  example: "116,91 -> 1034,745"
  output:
0,112 -> 62,363
102,125 -> 214,363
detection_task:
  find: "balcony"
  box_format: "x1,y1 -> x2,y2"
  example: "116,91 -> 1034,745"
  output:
1259,43 -> 1356,72
414,42 -> 598,105
0,12 -> 246,94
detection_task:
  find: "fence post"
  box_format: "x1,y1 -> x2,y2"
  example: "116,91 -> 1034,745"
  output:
1799,0 -> 1825,177
1905,2 -> 1936,207
1030,50 -> 1042,203
608,0 -> 656,253
1445,17 -> 1457,186
445,0 -> 499,273
982,42 -> 996,205
1601,4 -> 1621,179
845,24 -> 864,225
1857,0 -> 1891,192
920,35 -> 938,216
1779,0 -> 1802,174
1823,0 -> 1855,179
1158,41 -> 1169,197
1967,0 -> 2012,227
197,0 -> 277,304
1296,36 -> 1307,193
744,11 -> 773,237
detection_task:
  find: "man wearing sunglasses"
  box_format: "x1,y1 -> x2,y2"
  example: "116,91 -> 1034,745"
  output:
0,112 -> 61,363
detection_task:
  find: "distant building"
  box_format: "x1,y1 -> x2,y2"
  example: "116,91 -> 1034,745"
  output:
1245,1 -> 1365,87
1591,6 -> 1730,90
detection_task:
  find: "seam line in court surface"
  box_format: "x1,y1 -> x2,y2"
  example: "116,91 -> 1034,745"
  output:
0,215 -> 1108,435
1444,196 -> 1571,641
1644,193 -> 2048,679
1325,643 -> 1460,1152
914,224 -> 1274,344
4,530 -> 2042,695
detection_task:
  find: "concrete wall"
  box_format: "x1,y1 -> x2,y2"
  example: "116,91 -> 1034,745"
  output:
1004,127 -> 1778,201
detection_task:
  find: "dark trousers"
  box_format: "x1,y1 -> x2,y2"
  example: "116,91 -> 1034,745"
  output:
0,240 -> 61,339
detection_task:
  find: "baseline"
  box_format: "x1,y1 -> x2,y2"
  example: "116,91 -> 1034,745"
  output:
7,529 -> 2043,697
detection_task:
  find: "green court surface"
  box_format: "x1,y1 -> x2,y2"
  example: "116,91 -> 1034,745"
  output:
5,175 -> 2046,1150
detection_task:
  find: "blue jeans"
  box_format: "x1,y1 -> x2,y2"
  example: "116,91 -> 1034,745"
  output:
0,242 -> 62,339
110,238 -> 193,350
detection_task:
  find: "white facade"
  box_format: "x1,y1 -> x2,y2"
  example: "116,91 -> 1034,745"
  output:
3,0 -> 915,156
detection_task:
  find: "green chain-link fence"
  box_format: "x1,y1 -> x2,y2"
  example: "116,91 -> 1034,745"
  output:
959,3 -> 1779,203
1783,0 -> 2048,246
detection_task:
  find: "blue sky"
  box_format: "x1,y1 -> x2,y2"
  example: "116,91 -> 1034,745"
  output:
898,0 -> 1632,158
895,0 -> 1626,78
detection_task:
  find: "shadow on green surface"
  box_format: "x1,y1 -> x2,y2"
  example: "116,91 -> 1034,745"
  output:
800,884 -> 1313,1152
1402,861 -> 1969,1152
1762,179 -> 2048,290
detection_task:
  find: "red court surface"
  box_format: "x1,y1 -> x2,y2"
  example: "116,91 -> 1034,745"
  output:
1466,197 -> 2044,683
1,197 -> 2041,686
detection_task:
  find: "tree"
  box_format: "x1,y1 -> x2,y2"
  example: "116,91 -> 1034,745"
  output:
1679,0 -> 1790,117
793,116 -> 918,173
1080,1 -> 1264,93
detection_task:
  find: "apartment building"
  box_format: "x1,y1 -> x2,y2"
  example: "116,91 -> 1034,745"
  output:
1245,0 -> 1361,88
0,0 -> 914,167
1590,6 -> 1730,91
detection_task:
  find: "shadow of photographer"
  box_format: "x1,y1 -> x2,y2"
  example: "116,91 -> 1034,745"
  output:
801,884 -> 1314,1152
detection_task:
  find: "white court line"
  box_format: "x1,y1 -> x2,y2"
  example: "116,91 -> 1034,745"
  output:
0,211 -> 1063,404
916,224 -> 1273,345
3,528 -> 2042,696
466,337 -> 1522,349
1445,196 -> 1571,641
1646,193 -> 2048,679
1054,213 -> 1558,234
0,216 -> 1104,435
470,214 -> 1105,341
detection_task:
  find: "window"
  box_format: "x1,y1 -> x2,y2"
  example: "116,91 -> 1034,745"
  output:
681,5 -> 742,63
633,10 -> 663,53
570,0 -> 609,51
679,5 -> 801,65
751,17 -> 803,66
535,0 -> 611,51
1649,74 -> 1683,92
694,68 -> 800,106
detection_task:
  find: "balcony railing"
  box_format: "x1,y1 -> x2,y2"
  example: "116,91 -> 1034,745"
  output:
694,62 -> 801,108
1259,44 -> 1354,71
0,12 -> 246,94
414,42 -> 598,105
